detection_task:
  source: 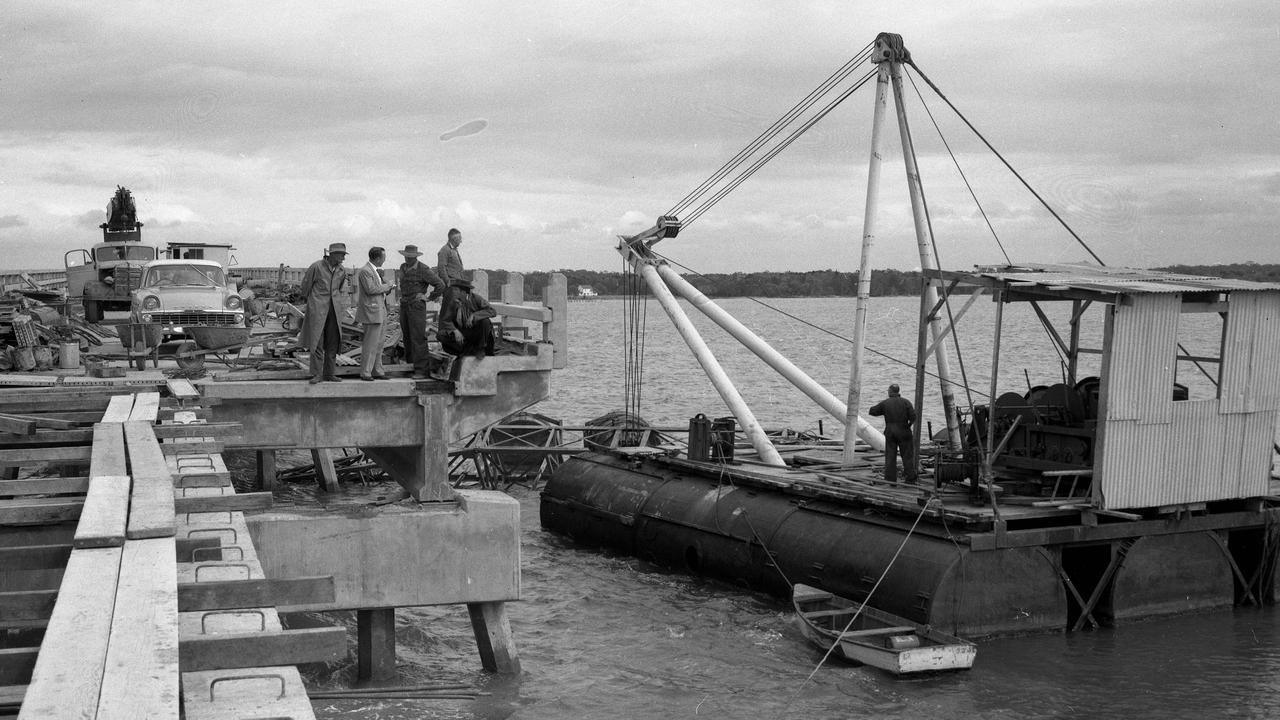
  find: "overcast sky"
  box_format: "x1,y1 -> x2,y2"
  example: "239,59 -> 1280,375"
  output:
2,1 -> 1277,274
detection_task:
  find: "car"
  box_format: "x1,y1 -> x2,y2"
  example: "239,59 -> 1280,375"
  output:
130,260 -> 250,358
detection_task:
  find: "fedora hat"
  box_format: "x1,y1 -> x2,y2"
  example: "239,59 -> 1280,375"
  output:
397,244 -> 423,258
326,242 -> 348,255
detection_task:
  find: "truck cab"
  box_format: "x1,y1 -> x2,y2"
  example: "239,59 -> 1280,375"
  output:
65,187 -> 158,322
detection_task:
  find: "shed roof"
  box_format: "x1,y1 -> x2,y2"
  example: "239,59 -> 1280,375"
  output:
936,263 -> 1280,302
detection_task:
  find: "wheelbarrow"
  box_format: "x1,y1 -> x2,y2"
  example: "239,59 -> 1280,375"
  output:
113,322 -> 163,371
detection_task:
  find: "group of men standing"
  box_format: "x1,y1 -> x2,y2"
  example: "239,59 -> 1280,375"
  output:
298,228 -> 496,383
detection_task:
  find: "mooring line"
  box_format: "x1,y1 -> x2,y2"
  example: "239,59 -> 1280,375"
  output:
774,498 -> 934,719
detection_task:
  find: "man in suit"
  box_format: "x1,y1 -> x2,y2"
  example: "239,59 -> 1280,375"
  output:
869,384 -> 917,483
299,243 -> 350,384
437,228 -> 464,287
355,246 -> 397,381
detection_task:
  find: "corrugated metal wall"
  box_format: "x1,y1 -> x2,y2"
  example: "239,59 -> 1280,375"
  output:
1099,401 -> 1274,508
1103,294 -> 1180,424
1098,290 -> 1280,509
1220,291 -> 1280,414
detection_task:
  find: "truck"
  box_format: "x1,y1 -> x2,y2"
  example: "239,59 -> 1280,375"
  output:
64,186 -> 159,323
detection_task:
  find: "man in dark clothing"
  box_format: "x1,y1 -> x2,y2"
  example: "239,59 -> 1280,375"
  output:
438,274 -> 495,358
396,244 -> 445,379
869,384 -> 917,483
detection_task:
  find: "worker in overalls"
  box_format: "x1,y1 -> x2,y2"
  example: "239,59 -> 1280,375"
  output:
869,384 -> 917,483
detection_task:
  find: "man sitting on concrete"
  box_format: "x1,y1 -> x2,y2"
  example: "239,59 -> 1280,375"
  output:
438,273 -> 496,359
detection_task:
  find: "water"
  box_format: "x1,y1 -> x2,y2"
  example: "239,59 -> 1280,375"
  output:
309,296 -> 1280,720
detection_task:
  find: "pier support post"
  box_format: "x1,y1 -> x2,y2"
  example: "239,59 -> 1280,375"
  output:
467,601 -> 520,674
357,608 -> 397,683
257,449 -> 277,491
310,448 -> 339,492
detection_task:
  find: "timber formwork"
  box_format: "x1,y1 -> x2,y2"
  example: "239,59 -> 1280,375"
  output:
0,382 -> 342,719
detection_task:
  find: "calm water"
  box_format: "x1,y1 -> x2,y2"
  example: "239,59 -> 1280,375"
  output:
311,296 -> 1280,720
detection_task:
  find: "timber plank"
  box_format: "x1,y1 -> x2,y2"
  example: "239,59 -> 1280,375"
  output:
96,537 -> 179,719
0,398 -> 114,414
0,428 -> 95,445
177,576 -> 335,612
162,440 -> 225,456
91,421 -> 128,478
165,378 -> 201,401
0,589 -> 56,624
153,422 -> 243,440
16,546 -> 122,720
73,475 -> 130,548
100,394 -> 135,423
0,544 -> 71,571
123,422 -> 176,540
177,627 -> 347,672
0,413 -> 81,430
128,391 -> 161,422
0,446 -> 92,465
174,492 -> 273,515
0,497 -> 83,525
0,476 -> 90,496
0,647 -> 38,686
0,414 -> 36,435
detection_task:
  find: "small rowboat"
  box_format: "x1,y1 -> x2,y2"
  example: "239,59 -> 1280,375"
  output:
792,583 -> 976,674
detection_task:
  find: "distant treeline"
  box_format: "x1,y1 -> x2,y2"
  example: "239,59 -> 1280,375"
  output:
482,264 -> 1280,299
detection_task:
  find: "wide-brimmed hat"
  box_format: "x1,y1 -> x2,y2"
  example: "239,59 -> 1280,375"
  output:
326,242 -> 348,255
397,244 -> 423,258
451,276 -> 474,289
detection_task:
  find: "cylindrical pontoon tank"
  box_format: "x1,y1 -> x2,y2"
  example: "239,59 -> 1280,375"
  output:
541,453 -> 1066,637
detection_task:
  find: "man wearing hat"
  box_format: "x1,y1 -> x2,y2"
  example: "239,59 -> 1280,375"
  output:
299,243 -> 352,384
396,244 -> 445,379
438,272 -> 496,359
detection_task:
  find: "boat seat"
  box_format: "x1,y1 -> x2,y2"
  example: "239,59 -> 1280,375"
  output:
838,626 -> 915,637
802,608 -> 861,618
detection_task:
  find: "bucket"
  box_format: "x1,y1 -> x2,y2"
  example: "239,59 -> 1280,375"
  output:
687,414 -> 711,461
59,341 -> 80,369
710,416 -> 736,462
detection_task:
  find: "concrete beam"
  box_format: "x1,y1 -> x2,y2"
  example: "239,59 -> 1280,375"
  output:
246,490 -> 519,611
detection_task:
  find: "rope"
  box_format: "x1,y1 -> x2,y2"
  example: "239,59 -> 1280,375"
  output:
668,42 -> 875,219
906,59 -> 1105,265
774,499 -> 934,720
682,68 -> 878,228
622,257 -> 648,423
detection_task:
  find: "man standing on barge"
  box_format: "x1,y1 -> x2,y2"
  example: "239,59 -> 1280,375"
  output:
869,384 -> 917,483
396,244 -> 445,379
300,243 -> 350,384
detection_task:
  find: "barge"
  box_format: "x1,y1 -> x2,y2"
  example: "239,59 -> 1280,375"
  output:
540,33 -> 1280,637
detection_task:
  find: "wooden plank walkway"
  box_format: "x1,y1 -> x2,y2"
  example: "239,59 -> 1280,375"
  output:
0,385 -> 331,719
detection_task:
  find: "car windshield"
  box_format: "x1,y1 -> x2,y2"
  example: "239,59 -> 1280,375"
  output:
95,245 -> 156,262
145,264 -> 224,287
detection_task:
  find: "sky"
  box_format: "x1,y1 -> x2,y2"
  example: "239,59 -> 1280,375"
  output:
2,1 -> 1278,275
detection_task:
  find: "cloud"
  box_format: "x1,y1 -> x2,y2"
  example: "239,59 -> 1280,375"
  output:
0,215 -> 27,230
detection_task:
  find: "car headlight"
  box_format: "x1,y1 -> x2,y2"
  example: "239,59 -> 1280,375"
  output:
142,295 -> 160,311
225,295 -> 243,310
